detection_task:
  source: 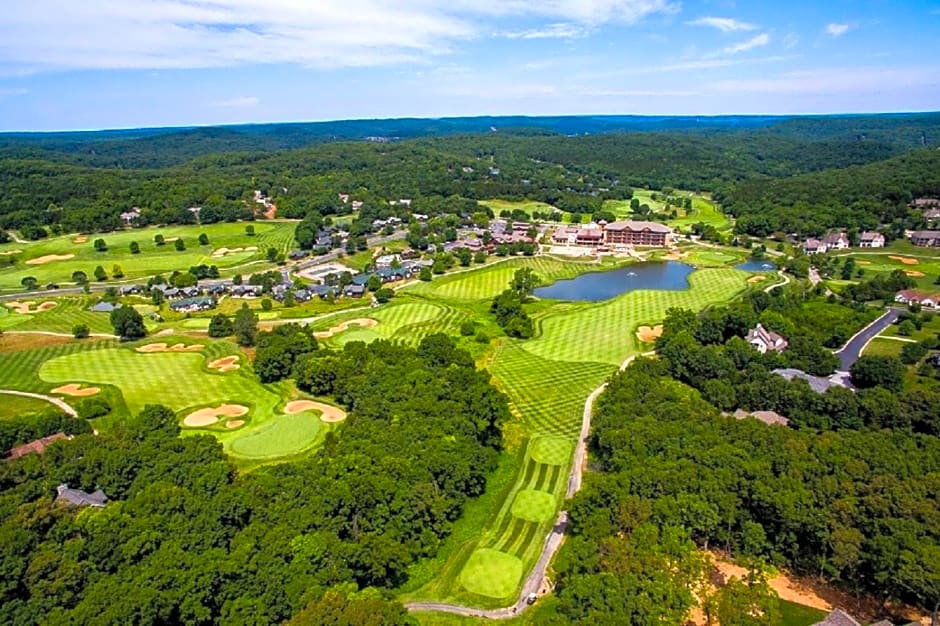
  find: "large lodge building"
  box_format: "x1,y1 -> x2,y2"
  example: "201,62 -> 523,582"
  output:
554,220 -> 673,248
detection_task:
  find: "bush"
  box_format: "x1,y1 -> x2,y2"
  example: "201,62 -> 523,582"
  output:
198,233 -> 209,245
130,241 -> 140,254
261,298 -> 273,312
897,319 -> 916,336
93,238 -> 107,252
174,238 -> 186,251
77,397 -> 111,419
901,342 -> 929,365
460,320 -> 476,336
72,324 -> 90,339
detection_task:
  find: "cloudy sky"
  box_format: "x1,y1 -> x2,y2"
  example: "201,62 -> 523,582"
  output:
0,0 -> 937,131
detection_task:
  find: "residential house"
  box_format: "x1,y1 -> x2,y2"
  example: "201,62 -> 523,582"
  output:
895,289 -> 938,308
231,285 -> 260,298
351,200 -> 363,210
773,368 -> 849,393
344,284 -> 366,298
375,254 -> 398,268
803,238 -> 826,254
924,207 -> 940,222
6,432 -> 68,461
552,226 -> 579,245
910,197 -> 940,210
310,285 -> 337,299
812,608 -> 919,626
910,230 -> 940,247
824,232 -> 850,250
120,285 -> 143,296
288,250 -> 309,260
56,484 -> 107,508
746,324 -> 788,353
603,221 -> 673,247
858,231 -> 885,248
169,296 -> 215,313
120,207 -> 141,224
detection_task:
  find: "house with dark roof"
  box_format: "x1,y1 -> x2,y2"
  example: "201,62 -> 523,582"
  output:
910,230 -> 940,247
169,296 -> 215,313
812,609 -> 862,626
733,409 -> 790,426
746,324 -> 788,353
6,432 -> 69,461
773,368 -> 852,393
910,197 -> 940,210
344,284 -> 366,298
56,484 -> 107,508
90,301 -> 120,313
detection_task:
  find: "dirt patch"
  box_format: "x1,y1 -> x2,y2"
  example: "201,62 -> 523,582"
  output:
284,400 -> 347,423
72,236 -> 88,244
52,383 -> 100,397
135,342 -> 204,353
5,301 -> 57,314
0,333 -> 73,353
714,558 -> 829,612
905,270 -> 926,277
313,318 -> 378,339
663,249 -> 689,261
889,255 -> 919,265
25,254 -> 75,266
635,325 -> 663,343
208,355 -> 240,372
225,419 -> 245,429
183,403 -> 248,428
212,246 -> 259,258
747,275 -> 766,284
0,249 -> 21,256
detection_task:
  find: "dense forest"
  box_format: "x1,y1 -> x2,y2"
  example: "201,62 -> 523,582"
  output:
0,113 -> 939,237
0,335 -> 506,624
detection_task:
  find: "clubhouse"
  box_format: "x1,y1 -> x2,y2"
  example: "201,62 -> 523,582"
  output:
552,220 -> 673,248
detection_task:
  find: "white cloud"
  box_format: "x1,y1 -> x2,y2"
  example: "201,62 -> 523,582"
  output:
783,33 -> 799,49
501,23 -> 587,39
826,23 -> 850,36
687,16 -> 757,32
721,33 -> 770,55
0,0 -> 680,73
211,96 -> 260,108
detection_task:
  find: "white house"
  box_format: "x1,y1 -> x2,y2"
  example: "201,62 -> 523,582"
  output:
895,290 -> 938,308
859,231 -> 885,248
803,238 -> 825,254
746,324 -> 789,354
825,232 -> 850,250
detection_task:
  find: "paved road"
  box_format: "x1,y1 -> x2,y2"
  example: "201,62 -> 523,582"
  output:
0,389 -> 77,417
765,270 -> 790,293
833,308 -> 903,371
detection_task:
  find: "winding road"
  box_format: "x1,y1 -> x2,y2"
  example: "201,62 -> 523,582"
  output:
0,389 -> 77,417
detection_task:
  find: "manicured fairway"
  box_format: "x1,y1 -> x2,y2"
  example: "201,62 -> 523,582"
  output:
313,299 -> 466,348
478,199 -> 558,217
227,411 -> 324,459
11,296 -> 116,334
529,436 -> 573,465
458,549 -> 523,599
510,490 -> 556,523
0,393 -> 59,419
669,195 -> 733,232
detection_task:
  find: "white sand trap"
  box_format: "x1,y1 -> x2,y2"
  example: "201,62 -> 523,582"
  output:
136,342 -> 204,353
636,325 -> 663,343
73,236 -> 88,244
5,301 -> 57,314
183,404 -> 248,428
748,275 -> 767,284
208,355 -> 240,372
225,419 -> 245,429
313,318 -> 378,339
889,255 -> 919,265
26,254 -> 75,265
52,383 -> 100,397
905,270 -> 925,277
284,400 -> 347,423
212,246 -> 258,258
0,249 -> 21,256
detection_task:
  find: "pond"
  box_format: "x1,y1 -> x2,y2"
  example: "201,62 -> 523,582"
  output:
735,259 -> 777,272
533,262 -> 694,302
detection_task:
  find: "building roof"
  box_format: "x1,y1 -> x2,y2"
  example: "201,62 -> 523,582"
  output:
812,609 -> 863,626
604,220 -> 673,233
803,238 -> 824,249
732,409 -> 790,426
911,230 -> 940,239
6,432 -> 68,460
825,232 -> 848,244
773,368 -> 848,394
56,484 -> 107,507
746,324 -> 788,350
896,289 -> 936,302
859,231 -> 884,241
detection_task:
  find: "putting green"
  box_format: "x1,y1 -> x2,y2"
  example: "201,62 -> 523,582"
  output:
510,489 -> 556,523
228,412 -> 324,459
529,435 -> 573,465
459,549 -> 523,599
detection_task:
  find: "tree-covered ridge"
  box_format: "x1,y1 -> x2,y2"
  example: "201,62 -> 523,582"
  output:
0,336 -> 508,624
550,358 -> 940,624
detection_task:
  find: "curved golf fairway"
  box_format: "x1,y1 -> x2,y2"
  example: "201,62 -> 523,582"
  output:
227,412 -> 324,459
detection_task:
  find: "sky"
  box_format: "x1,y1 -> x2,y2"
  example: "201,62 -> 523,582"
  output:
0,0 -> 938,131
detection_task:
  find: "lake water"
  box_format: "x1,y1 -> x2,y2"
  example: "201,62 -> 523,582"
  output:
735,259 -> 777,272
533,262 -> 694,302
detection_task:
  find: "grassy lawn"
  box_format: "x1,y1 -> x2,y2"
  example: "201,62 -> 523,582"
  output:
0,392 -> 60,419
843,251 -> 940,291
779,600 -> 828,626
862,337 -> 907,358
479,199 -> 559,217
669,195 -> 733,233
0,222 -> 295,291
1,295 -> 116,334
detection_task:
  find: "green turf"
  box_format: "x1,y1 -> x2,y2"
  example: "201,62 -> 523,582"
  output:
458,549 -> 523,599
0,222 -> 296,291
0,392 -> 60,419
227,411 -> 325,459
510,490 -> 557,523
1,296 -> 115,334
779,600 -> 828,626
478,199 -> 558,217
529,436 -> 573,465
669,195 -> 733,232
862,337 -> 907,358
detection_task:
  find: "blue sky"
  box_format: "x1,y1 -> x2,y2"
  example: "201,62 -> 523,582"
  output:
0,0 -> 938,131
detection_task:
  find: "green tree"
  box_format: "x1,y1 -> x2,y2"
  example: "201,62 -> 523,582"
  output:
151,288 -> 164,305
154,234 -> 165,246
850,355 -> 905,392
71,270 -> 88,285
20,276 -> 38,290
233,303 -> 258,346
245,224 -> 255,236
174,238 -> 186,251
510,267 -> 541,300
93,238 -> 107,252
367,275 -> 382,292
266,247 -> 278,262
110,306 -> 146,340
260,298 -> 273,311
72,324 -> 90,339
374,288 -> 394,303
93,265 -> 107,281
897,319 -> 916,336
111,264 -> 124,279
419,266 -> 432,281
207,313 -> 234,338
198,233 -> 209,245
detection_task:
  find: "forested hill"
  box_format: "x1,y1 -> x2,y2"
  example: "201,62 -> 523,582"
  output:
0,112 -> 937,169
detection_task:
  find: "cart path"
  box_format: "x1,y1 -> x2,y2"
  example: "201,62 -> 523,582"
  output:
0,389 -> 77,417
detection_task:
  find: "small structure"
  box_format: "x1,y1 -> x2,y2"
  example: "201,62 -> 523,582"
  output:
803,238 -> 825,254
120,207 -> 141,224
910,197 -> 940,210
910,230 -> 940,247
824,232 -> 850,250
6,432 -> 68,461
812,609 -> 862,626
746,324 -> 788,354
895,289 -> 938,308
858,231 -> 885,248
732,409 -> 789,427
773,368 -> 850,394
90,301 -> 120,313
344,284 -> 366,298
169,296 -> 215,313
55,483 -> 107,508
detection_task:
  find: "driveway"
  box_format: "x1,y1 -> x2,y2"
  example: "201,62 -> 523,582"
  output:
833,308 -> 903,371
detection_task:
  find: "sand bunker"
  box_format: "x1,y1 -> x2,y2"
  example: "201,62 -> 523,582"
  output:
747,275 -> 766,284
25,254 -> 75,265
906,270 -> 926,277
856,260 -> 871,265
0,249 -> 21,256
208,355 -> 240,372
636,325 -> 663,343
73,236 -> 88,244
284,400 -> 347,423
52,383 -> 100,397
183,404 -> 248,428
212,246 -> 258,258
663,250 -> 689,261
313,318 -> 378,339
225,420 -> 245,429
889,255 -> 919,265
136,342 -> 204,353
5,301 -> 57,314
